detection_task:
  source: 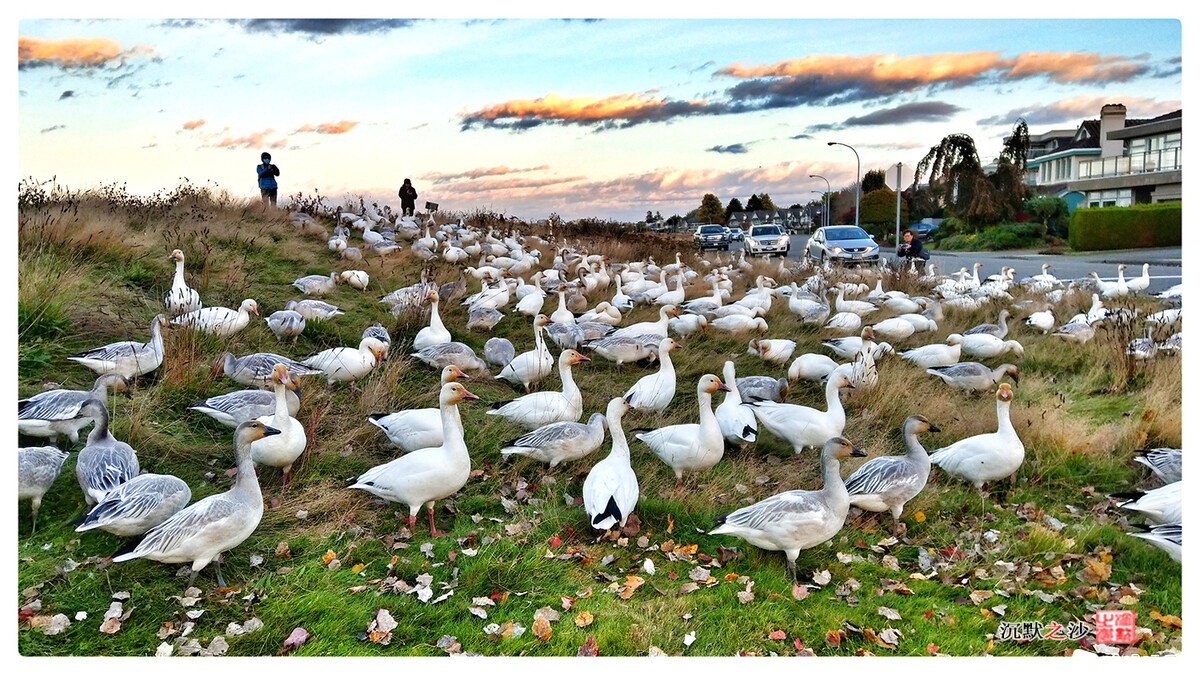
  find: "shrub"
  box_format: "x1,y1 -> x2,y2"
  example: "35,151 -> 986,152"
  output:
935,222 -> 1043,251
1068,202 -> 1182,251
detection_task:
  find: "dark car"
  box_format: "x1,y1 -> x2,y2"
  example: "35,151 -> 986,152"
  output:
909,222 -> 939,242
804,226 -> 882,266
693,224 -> 729,251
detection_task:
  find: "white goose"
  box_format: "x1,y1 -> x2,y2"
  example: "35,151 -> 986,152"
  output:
74,399 -> 139,506
18,374 -> 131,444
821,326 -> 877,360
583,397 -> 639,530
900,334 -> 964,368
960,333 -> 1024,360
487,349 -> 589,429
495,314 -> 554,392
746,371 -> 853,453
285,299 -> 343,321
715,360 -> 757,446
367,366 -> 469,453
301,336 -> 387,386
623,338 -> 680,414
114,421 -> 278,587
348,383 -> 478,537
869,317 -> 917,342
834,287 -> 878,317
844,415 -> 940,534
248,365 -> 308,491
1125,263 -> 1151,294
584,335 -> 658,374
340,270 -> 370,290
824,311 -> 863,334
1134,448 -> 1182,484
611,304 -> 677,339
669,313 -> 708,337
634,374 -> 731,491
514,287 -> 547,317
164,249 -> 202,317
550,289 -> 576,325
412,290 -> 452,351
1128,524 -> 1181,563
501,411 -> 608,469
787,353 -> 839,384
189,377 -> 302,428
76,472 -> 191,537
710,314 -> 768,334
929,384 -> 1025,505
709,437 -> 866,581
171,299 -> 259,337
750,338 -> 796,365
1024,308 -> 1056,334
18,446 -> 69,535
68,314 -> 169,379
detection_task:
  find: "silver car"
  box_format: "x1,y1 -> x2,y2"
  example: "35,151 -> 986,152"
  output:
745,224 -> 790,257
804,226 -> 881,266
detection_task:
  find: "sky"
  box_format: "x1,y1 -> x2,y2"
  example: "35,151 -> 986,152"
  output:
16,13 -> 1183,222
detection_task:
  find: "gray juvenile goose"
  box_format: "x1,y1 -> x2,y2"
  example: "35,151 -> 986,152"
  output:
74,399 -> 139,507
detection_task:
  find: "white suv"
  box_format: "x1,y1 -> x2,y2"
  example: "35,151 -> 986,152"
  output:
745,224 -> 790,257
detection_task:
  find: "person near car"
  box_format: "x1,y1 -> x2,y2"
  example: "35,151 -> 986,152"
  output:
897,229 -> 929,271
398,178 -> 418,216
257,152 -> 280,206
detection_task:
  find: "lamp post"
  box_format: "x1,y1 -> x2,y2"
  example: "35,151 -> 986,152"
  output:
893,162 -> 903,248
809,174 -> 831,230
827,141 -> 860,228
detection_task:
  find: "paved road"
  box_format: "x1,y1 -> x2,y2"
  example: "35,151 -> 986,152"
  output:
719,235 -> 1182,296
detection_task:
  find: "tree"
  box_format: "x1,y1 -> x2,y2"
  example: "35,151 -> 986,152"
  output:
646,210 -> 655,223
695,193 -> 725,224
744,194 -> 763,212
857,187 -> 909,240
861,169 -> 887,194
1026,195 -> 1069,238
724,197 -> 744,222
913,119 -> 1031,229
989,119 -> 1030,222
756,193 -> 777,211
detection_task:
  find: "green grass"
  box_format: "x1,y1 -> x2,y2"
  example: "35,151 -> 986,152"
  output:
16,192 -> 1182,656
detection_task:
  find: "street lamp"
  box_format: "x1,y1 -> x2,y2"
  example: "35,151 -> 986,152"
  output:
827,141 -> 860,228
809,174 -> 831,230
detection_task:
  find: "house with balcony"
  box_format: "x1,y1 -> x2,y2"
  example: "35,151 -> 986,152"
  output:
1026,103 -> 1181,211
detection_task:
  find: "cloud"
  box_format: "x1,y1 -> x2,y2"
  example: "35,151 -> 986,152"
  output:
18,36 -> 154,69
40,124 -> 65,134
790,133 -> 814,140
1002,52 -> 1148,83
227,19 -> 417,36
977,94 -> 1182,126
807,101 -> 963,132
858,141 -> 927,151
182,119 -> 205,130
707,143 -> 749,154
422,165 -> 552,183
294,120 -> 359,134
460,92 -> 727,131
204,129 -> 286,150
59,90 -> 75,100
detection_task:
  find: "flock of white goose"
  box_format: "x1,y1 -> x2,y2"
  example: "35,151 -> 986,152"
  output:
17,206 -> 1183,586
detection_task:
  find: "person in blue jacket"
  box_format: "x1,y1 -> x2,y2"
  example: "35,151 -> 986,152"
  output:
257,152 -> 280,206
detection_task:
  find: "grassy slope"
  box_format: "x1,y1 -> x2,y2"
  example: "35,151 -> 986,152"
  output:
17,190 -> 1182,656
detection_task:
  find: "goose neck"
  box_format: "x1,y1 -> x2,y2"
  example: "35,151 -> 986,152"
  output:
439,399 -> 468,457
559,360 -> 580,398
608,414 -> 631,461
173,259 -> 186,281
234,439 -> 263,497
995,399 -> 1017,438
824,377 -> 845,419
820,451 -> 850,502
697,390 -> 717,426
273,378 -> 290,419
86,404 -> 111,443
903,427 -> 931,464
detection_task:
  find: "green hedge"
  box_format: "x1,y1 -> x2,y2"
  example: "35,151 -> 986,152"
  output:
936,222 -> 1044,251
1068,202 -> 1182,251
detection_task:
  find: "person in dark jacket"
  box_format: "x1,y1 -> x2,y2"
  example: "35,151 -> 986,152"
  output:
398,178 -> 418,216
897,229 -> 929,272
257,152 -> 280,206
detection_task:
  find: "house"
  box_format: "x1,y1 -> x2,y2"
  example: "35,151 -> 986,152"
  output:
1026,103 -> 1181,211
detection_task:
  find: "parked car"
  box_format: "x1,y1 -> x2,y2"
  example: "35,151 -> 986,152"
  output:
729,227 -> 745,241
909,222 -> 939,242
694,224 -> 729,251
804,226 -> 881,266
744,224 -> 790,257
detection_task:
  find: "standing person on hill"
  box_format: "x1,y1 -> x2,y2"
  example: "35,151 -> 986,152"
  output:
257,152 -> 281,207
897,228 -> 929,273
398,178 -> 418,217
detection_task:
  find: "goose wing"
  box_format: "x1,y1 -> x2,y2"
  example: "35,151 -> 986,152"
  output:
79,475 -> 189,530
844,456 -> 920,496
69,340 -> 143,362
18,389 -> 88,421
77,443 -> 139,496
503,421 -> 588,450
125,494 -> 244,559
721,489 -> 826,530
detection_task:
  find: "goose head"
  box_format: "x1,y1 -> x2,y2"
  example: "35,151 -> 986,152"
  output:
425,289 -> 439,305
210,352 -> 236,378
999,364 -> 1020,386
169,249 -> 185,263
945,334 -> 964,346
441,382 -> 480,405
903,414 -> 941,435
1005,340 -> 1025,359
699,374 -> 732,395
861,326 -> 876,341
659,337 -> 681,355
235,420 -> 282,447
535,314 -> 554,328
823,436 -> 867,460
270,363 -> 290,386
240,299 -> 260,315
440,365 -> 470,384
99,374 -> 134,399
662,304 -> 680,319
997,383 -> 1013,403
747,338 -> 761,356
286,376 -> 303,399
830,371 -> 855,390
753,317 -> 769,332
607,396 -> 631,418
562,349 -> 590,367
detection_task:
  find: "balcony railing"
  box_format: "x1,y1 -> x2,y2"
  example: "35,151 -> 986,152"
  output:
1078,147 -> 1182,180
